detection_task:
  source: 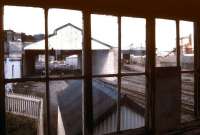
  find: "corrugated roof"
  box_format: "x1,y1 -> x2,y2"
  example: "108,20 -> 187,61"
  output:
57,80 -> 116,135
57,79 -> 145,135
24,23 -> 112,50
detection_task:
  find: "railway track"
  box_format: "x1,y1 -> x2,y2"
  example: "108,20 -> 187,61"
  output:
121,76 -> 194,114
100,74 -> 194,116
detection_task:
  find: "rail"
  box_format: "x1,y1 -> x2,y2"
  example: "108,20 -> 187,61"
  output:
5,93 -> 44,135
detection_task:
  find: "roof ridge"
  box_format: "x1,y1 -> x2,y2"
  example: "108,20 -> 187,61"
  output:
25,23 -> 114,50
53,23 -> 113,48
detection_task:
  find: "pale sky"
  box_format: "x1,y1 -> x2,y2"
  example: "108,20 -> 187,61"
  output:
156,19 -> 194,52
3,6 -> 194,52
4,6 -> 45,35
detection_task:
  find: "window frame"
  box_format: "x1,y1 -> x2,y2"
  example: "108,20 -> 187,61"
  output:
0,2 -> 200,135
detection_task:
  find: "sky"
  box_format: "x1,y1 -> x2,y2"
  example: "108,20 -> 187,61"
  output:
3,6 -> 194,52
4,6 -> 45,35
156,19 -> 194,52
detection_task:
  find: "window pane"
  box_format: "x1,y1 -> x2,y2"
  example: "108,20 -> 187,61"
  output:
156,19 -> 177,67
48,9 -> 83,78
181,73 -> 195,123
50,80 -> 82,135
121,75 -> 145,130
180,21 -> 194,71
91,14 -> 118,75
93,77 -> 117,134
121,17 -> 146,73
5,81 -> 46,135
4,6 -> 45,79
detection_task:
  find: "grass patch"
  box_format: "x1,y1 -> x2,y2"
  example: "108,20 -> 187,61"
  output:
6,113 -> 37,135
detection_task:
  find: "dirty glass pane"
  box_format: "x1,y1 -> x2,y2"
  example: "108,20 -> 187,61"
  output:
5,81 -> 46,135
121,17 -> 146,73
48,9 -> 83,78
156,19 -> 177,67
93,77 -> 117,135
120,75 -> 145,130
180,21 -> 194,71
4,6 -> 45,79
181,73 -> 195,123
50,80 -> 82,135
91,14 -> 118,75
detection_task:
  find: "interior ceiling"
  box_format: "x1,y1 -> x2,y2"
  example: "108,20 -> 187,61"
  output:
2,0 -> 200,19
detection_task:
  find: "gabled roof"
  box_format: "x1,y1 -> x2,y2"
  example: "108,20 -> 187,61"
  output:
57,79 -> 144,135
57,80 -> 116,135
24,23 -> 113,51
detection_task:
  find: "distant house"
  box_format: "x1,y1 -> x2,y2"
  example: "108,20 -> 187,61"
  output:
23,23 -> 148,76
57,79 -> 145,135
4,30 -> 23,58
23,23 -> 118,76
4,30 -> 45,59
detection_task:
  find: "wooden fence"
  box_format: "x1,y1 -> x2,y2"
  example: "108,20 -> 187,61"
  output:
5,93 -> 44,135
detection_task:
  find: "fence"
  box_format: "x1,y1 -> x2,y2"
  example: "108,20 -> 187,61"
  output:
5,93 -> 44,135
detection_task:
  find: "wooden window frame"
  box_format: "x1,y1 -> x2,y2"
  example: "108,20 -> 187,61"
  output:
0,2 -> 200,135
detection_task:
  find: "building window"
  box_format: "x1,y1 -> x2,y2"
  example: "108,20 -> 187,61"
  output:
155,19 -> 177,67
0,3 -> 199,135
4,6 -> 45,79
179,21 -> 195,122
48,9 -> 83,78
